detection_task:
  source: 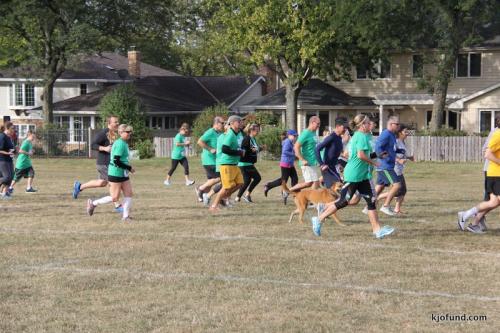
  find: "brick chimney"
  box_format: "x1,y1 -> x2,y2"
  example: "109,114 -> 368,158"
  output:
128,48 -> 141,77
257,64 -> 278,95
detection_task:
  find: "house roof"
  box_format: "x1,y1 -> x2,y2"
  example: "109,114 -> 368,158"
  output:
194,75 -> 264,105
374,94 -> 463,106
240,79 -> 374,110
0,52 -> 179,81
37,75 -> 263,114
448,82 -> 500,110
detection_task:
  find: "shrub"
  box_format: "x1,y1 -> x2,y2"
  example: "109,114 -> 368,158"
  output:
258,125 -> 285,160
98,84 -> 151,152
192,104 -> 230,152
416,128 -> 468,137
135,139 -> 155,159
244,111 -> 280,126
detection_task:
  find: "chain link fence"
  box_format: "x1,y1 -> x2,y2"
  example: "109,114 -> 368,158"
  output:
32,128 -> 91,158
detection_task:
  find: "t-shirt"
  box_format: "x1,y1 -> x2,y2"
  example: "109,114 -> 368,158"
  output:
91,128 -> 113,166
394,139 -> 407,176
218,128 -> 241,165
171,133 -> 186,160
215,133 -> 225,172
108,138 -> 130,178
344,131 -> 372,183
297,129 -> 318,167
487,130 -> 500,177
0,132 -> 14,162
483,130 -> 496,172
15,139 -> 32,170
238,136 -> 258,167
200,128 -> 220,166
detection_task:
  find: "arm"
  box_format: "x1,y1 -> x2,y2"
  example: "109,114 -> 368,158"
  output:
294,141 -> 307,165
375,132 -> 388,157
222,144 -> 242,156
357,150 -> 378,167
197,138 -> 214,153
91,131 -> 111,153
485,149 -> 500,165
113,155 -> 132,171
315,136 -> 332,166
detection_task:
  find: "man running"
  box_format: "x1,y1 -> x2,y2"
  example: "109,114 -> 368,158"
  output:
195,116 -> 224,202
374,116 -> 401,216
289,116 -> 321,192
73,116 -> 122,212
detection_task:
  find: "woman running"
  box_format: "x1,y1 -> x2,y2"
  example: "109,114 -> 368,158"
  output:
312,114 -> 395,239
0,122 -> 15,199
263,130 -> 298,204
87,124 -> 135,221
235,124 -> 262,203
165,124 -> 195,186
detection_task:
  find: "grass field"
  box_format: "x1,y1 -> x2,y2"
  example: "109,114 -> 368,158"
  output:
1,158 -> 499,332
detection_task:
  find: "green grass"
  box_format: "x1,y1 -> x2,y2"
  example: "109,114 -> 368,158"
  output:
1,158 -> 499,332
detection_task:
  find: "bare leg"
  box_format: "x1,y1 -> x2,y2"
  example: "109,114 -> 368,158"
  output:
289,181 -> 313,192
200,178 -> 220,192
367,210 -> 382,233
80,179 -> 107,191
394,195 -> 405,213
382,182 -> 401,207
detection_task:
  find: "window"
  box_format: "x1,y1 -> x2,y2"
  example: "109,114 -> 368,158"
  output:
479,110 -> 500,133
54,115 -> 92,142
80,83 -> 87,95
9,83 -> 36,107
54,116 -> 70,128
356,59 -> 391,79
149,116 -> 176,129
412,55 -> 423,78
14,124 -> 36,139
456,53 -> 481,78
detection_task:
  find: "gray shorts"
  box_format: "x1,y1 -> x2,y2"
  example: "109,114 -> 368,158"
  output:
97,164 -> 109,181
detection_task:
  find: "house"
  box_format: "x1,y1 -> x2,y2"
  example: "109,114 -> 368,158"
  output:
43,74 -> 265,140
243,34 -> 500,134
0,50 -> 266,141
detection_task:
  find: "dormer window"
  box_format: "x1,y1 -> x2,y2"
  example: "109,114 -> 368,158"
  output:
80,83 -> 87,95
356,59 -> 391,79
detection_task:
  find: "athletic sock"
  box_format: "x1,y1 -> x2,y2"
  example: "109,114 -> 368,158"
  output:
463,207 -> 478,221
93,196 -> 113,207
122,197 -> 132,219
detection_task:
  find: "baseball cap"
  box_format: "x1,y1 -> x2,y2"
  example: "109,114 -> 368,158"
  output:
287,129 -> 298,136
227,115 -> 242,124
335,117 -> 349,127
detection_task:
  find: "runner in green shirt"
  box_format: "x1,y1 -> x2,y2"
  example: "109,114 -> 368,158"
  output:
164,124 -> 195,186
312,114 -> 395,239
195,117 -> 224,202
9,131 -> 37,193
87,124 -> 135,222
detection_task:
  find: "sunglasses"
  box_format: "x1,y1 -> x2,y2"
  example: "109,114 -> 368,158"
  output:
391,123 -> 400,126
124,131 -> 132,134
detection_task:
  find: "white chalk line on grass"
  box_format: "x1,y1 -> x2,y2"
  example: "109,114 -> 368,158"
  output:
2,227 -> 500,259
12,264 -> 500,303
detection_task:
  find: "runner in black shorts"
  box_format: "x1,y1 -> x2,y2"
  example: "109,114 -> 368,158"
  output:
72,116 -> 123,212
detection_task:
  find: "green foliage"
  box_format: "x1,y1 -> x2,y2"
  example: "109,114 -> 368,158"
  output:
135,139 -> 155,159
258,125 -> 285,160
191,104 -> 230,146
98,84 -> 151,148
416,128 -> 468,137
245,111 -> 280,126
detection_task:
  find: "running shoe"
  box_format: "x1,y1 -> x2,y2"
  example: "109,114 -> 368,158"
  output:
202,193 -> 210,206
114,205 -> 124,213
223,198 -> 234,208
362,206 -> 368,215
163,180 -> 171,186
466,224 -> 485,234
7,187 -> 14,195
234,196 -> 241,203
25,187 -> 37,193
242,194 -> 253,203
282,191 -> 289,205
86,199 -> 95,216
121,216 -> 133,223
1,194 -> 12,200
478,216 -> 487,231
374,225 -> 395,239
195,186 -> 203,202
208,205 -> 221,213
264,184 -> 269,197
311,216 -> 322,236
457,211 -> 466,231
317,203 -> 325,216
380,205 -> 396,216
72,181 -> 81,199
185,179 -> 195,186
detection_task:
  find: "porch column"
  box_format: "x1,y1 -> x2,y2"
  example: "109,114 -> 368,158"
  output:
378,104 -> 384,134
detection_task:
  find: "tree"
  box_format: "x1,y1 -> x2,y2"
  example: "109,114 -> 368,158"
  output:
206,0 -> 416,130
419,0 -> 499,131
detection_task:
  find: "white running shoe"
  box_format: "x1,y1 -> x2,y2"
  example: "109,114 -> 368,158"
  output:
185,180 -> 195,186
164,180 -> 171,186
457,211 -> 466,231
380,205 -> 396,216
478,216 -> 487,231
202,193 -> 210,206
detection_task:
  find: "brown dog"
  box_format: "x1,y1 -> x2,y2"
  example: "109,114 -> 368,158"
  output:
284,182 -> 346,226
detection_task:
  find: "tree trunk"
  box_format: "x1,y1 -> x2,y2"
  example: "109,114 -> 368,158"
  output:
285,82 -> 301,130
429,49 -> 458,131
42,80 -> 55,125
